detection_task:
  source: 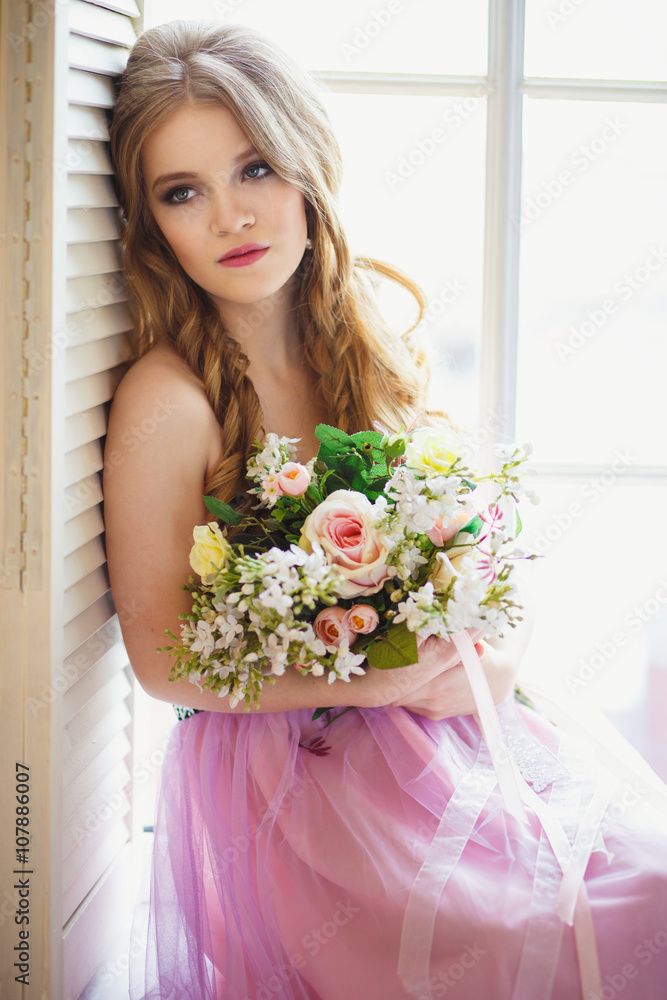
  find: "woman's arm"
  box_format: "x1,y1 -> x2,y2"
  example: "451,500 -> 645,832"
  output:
103,353 -> 471,714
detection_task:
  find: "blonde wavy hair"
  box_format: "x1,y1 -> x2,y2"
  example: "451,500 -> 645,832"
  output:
110,20 -> 432,503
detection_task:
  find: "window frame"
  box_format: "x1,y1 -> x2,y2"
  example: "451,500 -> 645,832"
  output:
312,0 -> 667,482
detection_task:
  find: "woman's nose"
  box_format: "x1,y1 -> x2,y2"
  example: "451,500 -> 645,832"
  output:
209,187 -> 255,235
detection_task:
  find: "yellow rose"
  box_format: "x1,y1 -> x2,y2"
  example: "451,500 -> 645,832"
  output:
429,542 -> 475,592
189,522 -> 232,580
404,427 -> 463,476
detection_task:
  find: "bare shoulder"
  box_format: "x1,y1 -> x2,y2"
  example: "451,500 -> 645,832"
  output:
111,340 -> 209,417
107,341 -> 223,476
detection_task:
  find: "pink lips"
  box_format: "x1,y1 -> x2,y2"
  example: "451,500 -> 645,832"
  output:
218,243 -> 269,267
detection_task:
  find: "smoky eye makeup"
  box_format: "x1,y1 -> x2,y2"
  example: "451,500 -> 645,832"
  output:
162,185 -> 197,204
154,157 -> 274,205
242,161 -> 272,180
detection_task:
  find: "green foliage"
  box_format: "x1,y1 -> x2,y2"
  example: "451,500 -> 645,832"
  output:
459,514 -> 484,537
314,424 -> 391,499
357,622 -> 419,669
203,495 -> 244,525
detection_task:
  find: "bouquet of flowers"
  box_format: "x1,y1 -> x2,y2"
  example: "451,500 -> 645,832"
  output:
161,424 -> 537,710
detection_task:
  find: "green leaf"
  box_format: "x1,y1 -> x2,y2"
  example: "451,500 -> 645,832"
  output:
385,438 -> 406,460
459,514 -> 483,537
515,509 -> 523,536
320,471 -> 354,496
311,707 -> 331,721
315,424 -> 355,451
203,495 -> 244,525
350,431 -> 386,468
350,430 -> 384,449
362,623 -> 419,669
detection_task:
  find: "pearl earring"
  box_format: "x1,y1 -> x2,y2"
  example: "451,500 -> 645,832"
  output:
305,237 -> 312,249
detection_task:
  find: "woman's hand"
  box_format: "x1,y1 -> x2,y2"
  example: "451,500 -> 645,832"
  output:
388,587 -> 536,720
390,635 -> 518,720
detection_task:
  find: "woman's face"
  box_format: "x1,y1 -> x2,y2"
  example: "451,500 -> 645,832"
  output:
141,102 -> 309,312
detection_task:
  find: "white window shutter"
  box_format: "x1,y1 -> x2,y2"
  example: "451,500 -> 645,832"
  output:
0,0 -> 142,996
61,3 -> 141,997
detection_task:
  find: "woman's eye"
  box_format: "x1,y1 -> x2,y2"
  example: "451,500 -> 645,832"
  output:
165,186 -> 195,204
244,161 -> 272,180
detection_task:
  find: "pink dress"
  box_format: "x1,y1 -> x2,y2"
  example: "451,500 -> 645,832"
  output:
131,690 -> 667,1000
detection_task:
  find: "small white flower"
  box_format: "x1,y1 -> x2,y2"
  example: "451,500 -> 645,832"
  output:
257,583 -> 294,616
213,611 -> 244,647
394,545 -> 428,581
190,620 -> 216,660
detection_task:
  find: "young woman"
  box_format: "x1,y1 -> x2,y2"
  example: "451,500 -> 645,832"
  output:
105,20 -> 667,1000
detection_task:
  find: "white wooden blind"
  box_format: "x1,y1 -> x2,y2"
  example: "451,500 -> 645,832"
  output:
59,1 -> 140,996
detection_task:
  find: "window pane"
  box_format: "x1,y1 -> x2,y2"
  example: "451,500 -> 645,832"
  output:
525,0 -> 667,82
520,479 -> 667,766
146,0 -> 488,75
322,92 -> 486,427
516,99 -> 667,467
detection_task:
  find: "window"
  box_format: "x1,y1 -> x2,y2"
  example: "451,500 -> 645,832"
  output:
142,0 -> 667,776
8,1 -> 653,994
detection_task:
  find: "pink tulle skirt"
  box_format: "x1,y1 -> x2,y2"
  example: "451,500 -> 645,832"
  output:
131,699 -> 667,1000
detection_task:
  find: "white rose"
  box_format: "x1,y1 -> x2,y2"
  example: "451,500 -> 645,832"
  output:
429,541 -> 476,592
405,426 -> 465,476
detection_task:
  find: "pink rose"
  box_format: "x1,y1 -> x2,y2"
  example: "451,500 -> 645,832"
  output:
342,604 -> 379,635
276,462 -> 311,498
313,607 -> 357,648
426,509 -> 472,547
300,490 -> 393,598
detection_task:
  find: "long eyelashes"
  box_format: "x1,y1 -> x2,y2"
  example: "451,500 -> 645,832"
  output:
162,161 -> 273,205
164,186 -> 195,205
243,161 -> 272,180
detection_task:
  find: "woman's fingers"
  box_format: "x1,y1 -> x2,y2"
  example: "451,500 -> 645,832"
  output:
363,640 -> 462,708
393,638 -> 519,720
362,627 -> 518,712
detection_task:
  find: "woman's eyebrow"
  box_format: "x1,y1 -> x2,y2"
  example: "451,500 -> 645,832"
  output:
151,147 -> 259,193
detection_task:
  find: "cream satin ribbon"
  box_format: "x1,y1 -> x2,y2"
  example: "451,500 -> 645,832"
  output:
451,629 -> 528,824
397,753 -> 498,999
398,630 -> 610,1000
